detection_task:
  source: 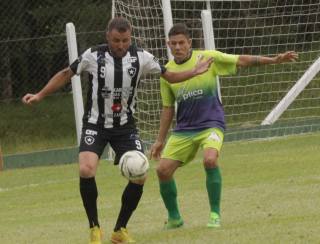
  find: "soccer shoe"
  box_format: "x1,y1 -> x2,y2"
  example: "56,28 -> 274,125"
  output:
111,227 -> 136,244
207,212 -> 221,228
164,218 -> 184,230
89,226 -> 102,244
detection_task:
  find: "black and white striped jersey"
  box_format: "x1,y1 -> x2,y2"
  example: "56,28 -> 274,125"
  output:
70,44 -> 166,129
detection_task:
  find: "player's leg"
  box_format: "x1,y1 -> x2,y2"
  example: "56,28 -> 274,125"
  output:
198,128 -> 224,227
110,129 -> 145,243
157,158 -> 183,229
79,152 -> 100,228
158,132 -> 198,229
79,125 -> 107,243
203,148 -> 222,227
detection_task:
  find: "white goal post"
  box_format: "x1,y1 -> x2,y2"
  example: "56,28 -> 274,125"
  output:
201,9 -> 222,102
113,1 -> 320,142
66,23 -> 84,145
262,56 -> 320,125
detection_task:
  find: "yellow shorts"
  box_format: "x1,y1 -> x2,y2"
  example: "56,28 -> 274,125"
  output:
161,128 -> 224,166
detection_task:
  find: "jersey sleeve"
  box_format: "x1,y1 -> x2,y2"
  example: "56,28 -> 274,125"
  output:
207,50 -> 239,76
141,50 -> 166,75
160,77 -> 175,107
69,48 -> 92,75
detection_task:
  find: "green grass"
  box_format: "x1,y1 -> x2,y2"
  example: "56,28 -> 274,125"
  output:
1,132 -> 320,243
0,93 -> 77,154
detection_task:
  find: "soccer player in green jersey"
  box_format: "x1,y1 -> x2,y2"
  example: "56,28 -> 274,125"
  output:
150,23 -> 298,229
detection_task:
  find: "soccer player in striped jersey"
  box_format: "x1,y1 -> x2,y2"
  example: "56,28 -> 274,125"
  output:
22,18 -> 212,244
150,23 -> 298,229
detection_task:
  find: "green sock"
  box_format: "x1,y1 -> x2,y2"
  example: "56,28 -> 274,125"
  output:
205,167 -> 222,215
159,179 -> 181,220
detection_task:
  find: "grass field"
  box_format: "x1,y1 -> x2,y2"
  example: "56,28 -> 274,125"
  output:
1,132 -> 320,243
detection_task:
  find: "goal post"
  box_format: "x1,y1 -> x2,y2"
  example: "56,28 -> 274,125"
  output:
201,9 -> 222,102
262,56 -> 320,125
161,0 -> 174,60
113,0 -> 320,143
66,23 -> 84,146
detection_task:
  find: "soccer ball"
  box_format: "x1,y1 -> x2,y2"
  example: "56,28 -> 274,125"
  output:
119,150 -> 149,180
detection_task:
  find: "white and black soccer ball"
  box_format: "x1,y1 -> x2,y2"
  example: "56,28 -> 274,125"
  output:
119,150 -> 149,180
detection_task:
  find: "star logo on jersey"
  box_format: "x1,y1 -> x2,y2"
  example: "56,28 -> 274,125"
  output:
112,103 -> 122,112
127,67 -> 136,77
84,135 -> 95,145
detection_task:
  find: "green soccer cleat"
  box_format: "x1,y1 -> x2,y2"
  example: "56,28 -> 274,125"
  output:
164,218 -> 184,230
89,226 -> 102,244
207,212 -> 221,228
111,227 -> 136,244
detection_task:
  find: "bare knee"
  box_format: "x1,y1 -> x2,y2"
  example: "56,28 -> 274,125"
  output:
79,163 -> 96,177
79,152 -> 99,177
156,164 -> 169,180
203,149 -> 219,168
203,156 -> 218,168
156,159 -> 179,181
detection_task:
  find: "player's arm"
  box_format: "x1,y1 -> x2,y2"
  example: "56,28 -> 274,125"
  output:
150,106 -> 175,160
237,51 -> 298,67
161,56 -> 213,83
22,67 -> 75,105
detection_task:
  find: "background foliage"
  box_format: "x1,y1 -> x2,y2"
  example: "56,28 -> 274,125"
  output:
0,0 -> 112,154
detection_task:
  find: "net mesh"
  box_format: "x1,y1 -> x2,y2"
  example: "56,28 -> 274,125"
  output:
114,0 -> 320,145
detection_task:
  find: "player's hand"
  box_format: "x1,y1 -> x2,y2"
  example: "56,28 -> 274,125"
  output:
193,55 -> 214,75
22,93 -> 42,105
150,141 -> 164,161
275,51 -> 298,63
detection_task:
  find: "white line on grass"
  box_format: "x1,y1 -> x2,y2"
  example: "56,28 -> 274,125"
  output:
0,178 -> 77,192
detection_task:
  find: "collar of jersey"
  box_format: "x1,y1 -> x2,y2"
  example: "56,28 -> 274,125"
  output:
174,49 -> 193,65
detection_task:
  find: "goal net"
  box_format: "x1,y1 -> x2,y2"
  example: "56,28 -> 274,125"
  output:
113,0 -> 320,145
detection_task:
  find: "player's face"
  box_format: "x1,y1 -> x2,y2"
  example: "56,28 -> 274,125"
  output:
168,34 -> 192,62
107,29 -> 132,58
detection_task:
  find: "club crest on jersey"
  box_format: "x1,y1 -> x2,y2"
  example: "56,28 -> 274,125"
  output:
127,67 -> 136,77
84,135 -> 95,145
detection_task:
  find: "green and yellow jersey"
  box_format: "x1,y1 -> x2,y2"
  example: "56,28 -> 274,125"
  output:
160,50 -> 239,131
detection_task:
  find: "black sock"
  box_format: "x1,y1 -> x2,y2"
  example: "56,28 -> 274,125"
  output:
80,177 -> 100,228
114,182 -> 143,231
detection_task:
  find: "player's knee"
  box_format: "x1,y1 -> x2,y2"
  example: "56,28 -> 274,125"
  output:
79,152 -> 99,177
79,162 -> 96,177
203,156 -> 218,168
156,163 -> 172,180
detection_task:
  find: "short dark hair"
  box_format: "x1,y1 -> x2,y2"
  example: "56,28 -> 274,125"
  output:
168,23 -> 190,38
107,17 -> 132,33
